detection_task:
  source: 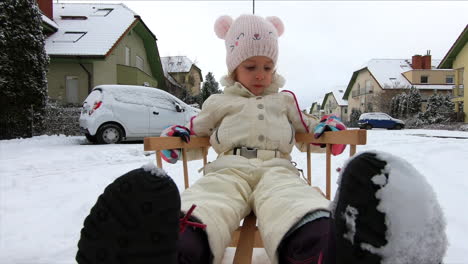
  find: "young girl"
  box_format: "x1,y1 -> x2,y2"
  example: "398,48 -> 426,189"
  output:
76,15 -> 447,264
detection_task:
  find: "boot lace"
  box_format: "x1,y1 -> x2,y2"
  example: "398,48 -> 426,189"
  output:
179,204 -> 207,234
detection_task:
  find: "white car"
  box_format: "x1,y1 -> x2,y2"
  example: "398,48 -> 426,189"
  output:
79,85 -> 200,144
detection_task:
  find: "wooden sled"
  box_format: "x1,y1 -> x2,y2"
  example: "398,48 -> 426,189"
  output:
144,129 -> 367,263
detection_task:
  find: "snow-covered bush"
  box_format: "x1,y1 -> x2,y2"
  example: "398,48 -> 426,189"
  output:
42,100 -> 81,136
390,87 -> 422,119
348,108 -> 362,127
417,94 -> 455,124
0,0 -> 49,139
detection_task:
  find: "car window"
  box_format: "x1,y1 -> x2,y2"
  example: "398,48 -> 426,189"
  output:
83,89 -> 102,110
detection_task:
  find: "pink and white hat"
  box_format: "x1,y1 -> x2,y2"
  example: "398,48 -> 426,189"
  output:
214,14 -> 284,73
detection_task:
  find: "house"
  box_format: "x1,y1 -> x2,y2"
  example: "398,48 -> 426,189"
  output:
38,0 -> 166,105
321,88 -> 348,121
309,98 -> 323,117
342,53 -> 454,121
438,25 -> 468,123
161,56 -> 203,98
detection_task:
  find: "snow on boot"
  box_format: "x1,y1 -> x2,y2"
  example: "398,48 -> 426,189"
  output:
76,164 -> 181,264
331,151 -> 447,264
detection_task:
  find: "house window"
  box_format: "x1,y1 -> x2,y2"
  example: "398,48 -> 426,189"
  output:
446,75 -> 454,84
93,8 -> 113,16
344,107 -> 348,114
367,103 -> 373,112
421,75 -> 428,83
365,80 -> 373,93
53,31 -> 87,43
60,16 -> 87,20
125,47 -> 130,66
136,56 -> 144,71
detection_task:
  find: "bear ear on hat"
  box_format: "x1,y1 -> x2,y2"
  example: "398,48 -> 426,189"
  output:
214,15 -> 233,39
266,16 -> 284,37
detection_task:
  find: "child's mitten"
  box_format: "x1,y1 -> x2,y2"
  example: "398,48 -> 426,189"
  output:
313,115 -> 347,156
160,125 -> 191,164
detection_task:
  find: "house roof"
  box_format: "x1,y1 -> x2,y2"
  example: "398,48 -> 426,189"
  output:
343,58 -> 452,99
438,25 -> 468,69
321,87 -> 348,109
161,56 -> 196,73
41,14 -> 58,32
332,86 -> 348,106
45,3 -> 139,56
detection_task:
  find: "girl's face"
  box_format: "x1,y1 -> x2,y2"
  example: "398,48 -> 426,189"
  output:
233,56 -> 274,96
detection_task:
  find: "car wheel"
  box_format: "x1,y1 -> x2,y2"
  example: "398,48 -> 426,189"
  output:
97,124 -> 123,144
85,133 -> 97,143
394,124 -> 402,130
365,124 -> 373,130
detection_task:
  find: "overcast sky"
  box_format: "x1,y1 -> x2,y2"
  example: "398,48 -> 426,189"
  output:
65,1 -> 468,109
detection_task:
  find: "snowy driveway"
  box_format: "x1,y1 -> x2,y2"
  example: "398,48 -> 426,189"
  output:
1,129 -> 467,263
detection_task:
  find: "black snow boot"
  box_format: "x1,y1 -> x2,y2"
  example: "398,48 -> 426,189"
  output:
76,166 -> 181,264
332,151 -> 447,264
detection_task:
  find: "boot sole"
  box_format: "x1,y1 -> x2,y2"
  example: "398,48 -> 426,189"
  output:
334,152 -> 388,264
76,168 -> 180,264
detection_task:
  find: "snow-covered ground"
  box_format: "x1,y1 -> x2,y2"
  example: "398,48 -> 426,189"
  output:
1,129 -> 467,263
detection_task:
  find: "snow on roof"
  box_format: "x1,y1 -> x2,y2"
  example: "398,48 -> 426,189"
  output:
366,58 -> 444,89
412,84 -> 454,90
161,56 -> 194,73
45,3 -> 137,56
41,14 -> 58,30
331,86 -> 348,106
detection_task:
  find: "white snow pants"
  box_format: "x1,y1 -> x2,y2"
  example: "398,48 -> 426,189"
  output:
180,155 -> 330,264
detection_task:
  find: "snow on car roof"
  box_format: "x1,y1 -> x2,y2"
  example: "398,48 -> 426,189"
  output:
96,85 -> 184,110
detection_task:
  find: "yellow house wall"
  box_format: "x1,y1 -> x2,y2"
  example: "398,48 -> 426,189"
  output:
187,68 -> 202,95
47,62 -> 92,104
347,69 -> 383,120
402,69 -> 455,84
116,29 -> 152,77
452,43 -> 468,122
169,69 -> 202,96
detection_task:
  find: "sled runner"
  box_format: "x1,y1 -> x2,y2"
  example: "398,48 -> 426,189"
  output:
144,129 -> 367,263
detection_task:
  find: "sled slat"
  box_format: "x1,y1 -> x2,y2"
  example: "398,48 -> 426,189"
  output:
144,129 -> 367,263
233,212 -> 257,264
182,148 -> 189,189
326,144 -> 332,200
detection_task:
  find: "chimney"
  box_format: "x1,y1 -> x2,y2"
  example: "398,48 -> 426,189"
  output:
422,50 -> 432,69
411,55 -> 423,69
36,0 -> 53,20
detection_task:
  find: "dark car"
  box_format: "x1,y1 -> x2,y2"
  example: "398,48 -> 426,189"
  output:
358,112 -> 405,130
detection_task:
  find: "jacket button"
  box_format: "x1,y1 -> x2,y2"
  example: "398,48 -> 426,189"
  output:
258,135 -> 265,141
258,114 -> 264,120
257,104 -> 264,109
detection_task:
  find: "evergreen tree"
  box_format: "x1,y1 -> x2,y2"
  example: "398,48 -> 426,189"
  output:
349,108 -> 362,127
418,93 -> 455,124
390,94 -> 401,118
398,92 -> 408,118
407,87 -> 422,116
200,72 -> 221,107
0,0 -> 49,139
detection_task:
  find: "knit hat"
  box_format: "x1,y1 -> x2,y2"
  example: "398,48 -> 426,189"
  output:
214,14 -> 284,74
